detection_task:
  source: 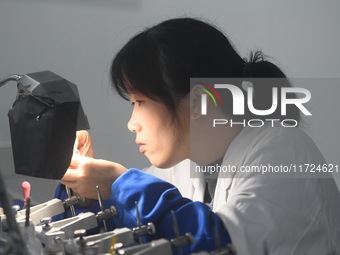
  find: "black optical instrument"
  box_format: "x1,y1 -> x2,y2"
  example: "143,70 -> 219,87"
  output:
0,70 -> 89,179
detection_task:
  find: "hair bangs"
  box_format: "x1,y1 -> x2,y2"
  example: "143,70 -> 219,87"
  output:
111,31 -> 168,102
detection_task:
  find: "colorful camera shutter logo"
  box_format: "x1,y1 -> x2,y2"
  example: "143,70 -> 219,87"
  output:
198,83 -> 222,115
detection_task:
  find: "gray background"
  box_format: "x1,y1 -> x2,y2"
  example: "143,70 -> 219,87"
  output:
0,0 -> 339,204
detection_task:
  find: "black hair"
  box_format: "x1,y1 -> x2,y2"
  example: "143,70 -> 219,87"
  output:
110,17 -> 300,124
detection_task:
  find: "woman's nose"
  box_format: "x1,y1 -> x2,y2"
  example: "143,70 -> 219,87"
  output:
127,115 -> 141,133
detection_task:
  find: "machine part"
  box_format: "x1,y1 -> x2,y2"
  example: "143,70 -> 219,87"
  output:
40,217 -> 52,231
65,227 -> 137,254
16,198 -> 65,225
63,194 -> 85,209
66,187 -> 76,217
96,186 -> 107,232
132,223 -> 156,238
0,74 -> 22,88
1,70 -> 90,179
96,206 -> 117,221
117,238 -> 173,255
36,212 -> 98,254
0,168 -> 28,254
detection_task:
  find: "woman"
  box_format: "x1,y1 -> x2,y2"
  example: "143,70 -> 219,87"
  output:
56,18 -> 340,254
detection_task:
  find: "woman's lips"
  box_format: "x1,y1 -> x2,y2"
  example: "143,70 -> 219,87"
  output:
136,141 -> 146,153
139,144 -> 146,153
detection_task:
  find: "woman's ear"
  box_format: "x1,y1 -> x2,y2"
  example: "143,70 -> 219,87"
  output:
190,84 -> 205,120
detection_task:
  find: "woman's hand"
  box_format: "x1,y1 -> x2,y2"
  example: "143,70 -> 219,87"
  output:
61,154 -> 127,200
73,130 -> 94,157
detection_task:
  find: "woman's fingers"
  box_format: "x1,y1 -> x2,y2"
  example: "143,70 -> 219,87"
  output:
75,130 -> 95,157
62,154 -> 83,181
69,153 -> 82,168
61,153 -> 127,199
61,169 -> 78,182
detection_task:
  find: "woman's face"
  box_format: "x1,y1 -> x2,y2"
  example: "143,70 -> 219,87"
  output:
128,93 -> 190,168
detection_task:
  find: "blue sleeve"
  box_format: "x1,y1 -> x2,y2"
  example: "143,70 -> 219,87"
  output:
110,168 -> 231,254
53,183 -> 115,234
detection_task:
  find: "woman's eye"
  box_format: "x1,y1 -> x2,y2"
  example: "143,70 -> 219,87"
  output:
131,100 -> 143,106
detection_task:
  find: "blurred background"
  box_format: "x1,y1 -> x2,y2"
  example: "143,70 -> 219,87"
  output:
0,0 -> 339,204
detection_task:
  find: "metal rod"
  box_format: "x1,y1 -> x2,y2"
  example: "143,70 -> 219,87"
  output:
96,185 -> 107,232
171,210 -> 184,255
135,201 -> 143,244
0,74 -> 21,88
65,186 -> 76,217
